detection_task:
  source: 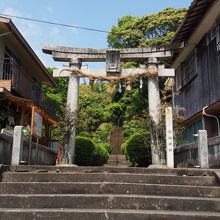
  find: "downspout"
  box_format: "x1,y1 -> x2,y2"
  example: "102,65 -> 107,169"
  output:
202,106 -> 220,136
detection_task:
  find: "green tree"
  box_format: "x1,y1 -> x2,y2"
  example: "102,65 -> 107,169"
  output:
42,68 -> 68,117
77,83 -> 112,136
107,8 -> 187,48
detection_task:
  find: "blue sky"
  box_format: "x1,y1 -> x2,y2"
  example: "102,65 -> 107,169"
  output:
0,0 -> 192,68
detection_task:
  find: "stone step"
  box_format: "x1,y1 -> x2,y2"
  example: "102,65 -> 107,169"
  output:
0,194 -> 220,212
5,165 -> 215,176
0,209 -> 219,220
2,172 -> 218,186
108,155 -> 127,160
106,161 -> 131,167
0,182 -> 220,197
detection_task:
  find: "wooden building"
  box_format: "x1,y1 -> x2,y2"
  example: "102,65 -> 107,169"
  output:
0,16 -> 57,146
171,0 -> 220,145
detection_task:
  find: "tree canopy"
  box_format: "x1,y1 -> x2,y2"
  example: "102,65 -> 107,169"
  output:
107,8 -> 187,48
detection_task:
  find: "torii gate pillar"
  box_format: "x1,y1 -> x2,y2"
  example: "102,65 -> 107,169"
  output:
63,58 -> 80,164
147,57 -> 163,165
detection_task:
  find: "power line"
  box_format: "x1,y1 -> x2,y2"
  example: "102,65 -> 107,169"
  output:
0,13 -> 109,34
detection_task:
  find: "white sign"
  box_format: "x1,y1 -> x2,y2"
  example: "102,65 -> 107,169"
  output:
165,107 -> 174,168
33,112 -> 42,137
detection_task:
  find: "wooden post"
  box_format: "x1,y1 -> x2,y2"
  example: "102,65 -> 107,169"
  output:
147,57 -> 162,165
28,106 -> 35,165
20,107 -> 25,126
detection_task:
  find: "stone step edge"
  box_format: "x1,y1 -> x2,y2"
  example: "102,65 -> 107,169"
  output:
5,165 -> 216,175
1,181 -> 220,189
3,172 -> 212,177
1,194 -> 220,201
0,208 -> 220,217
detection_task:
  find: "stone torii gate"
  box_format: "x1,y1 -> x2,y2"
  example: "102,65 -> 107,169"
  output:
43,46 -> 175,167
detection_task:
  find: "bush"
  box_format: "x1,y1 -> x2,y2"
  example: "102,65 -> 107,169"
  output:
124,132 -> 151,167
92,123 -> 113,144
99,143 -> 112,154
123,119 -> 149,141
75,136 -> 95,166
92,144 -> 109,166
75,136 -> 109,166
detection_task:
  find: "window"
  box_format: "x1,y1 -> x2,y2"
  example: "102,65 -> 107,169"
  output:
181,50 -> 197,87
3,48 -> 19,80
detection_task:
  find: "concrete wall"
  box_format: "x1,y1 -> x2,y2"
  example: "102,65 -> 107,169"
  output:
0,133 -> 57,165
174,136 -> 220,168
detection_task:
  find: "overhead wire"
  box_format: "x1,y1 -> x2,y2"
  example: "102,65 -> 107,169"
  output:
0,13 -> 109,34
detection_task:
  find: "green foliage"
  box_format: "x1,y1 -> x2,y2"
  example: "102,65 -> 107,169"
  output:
92,144 -> 109,166
75,136 -> 109,166
75,136 -> 96,166
77,84 -> 112,135
123,119 -> 149,141
98,143 -> 112,154
42,68 -> 68,118
107,8 -> 187,48
92,123 -> 113,145
124,132 -> 151,167
119,89 -> 148,119
0,108 -> 6,121
108,15 -> 142,48
108,103 -> 124,121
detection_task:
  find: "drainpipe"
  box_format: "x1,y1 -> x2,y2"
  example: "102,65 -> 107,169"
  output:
202,106 -> 220,136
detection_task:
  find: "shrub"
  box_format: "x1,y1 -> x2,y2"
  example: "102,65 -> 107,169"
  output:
75,136 -> 95,166
92,123 -> 113,144
121,142 -> 126,154
123,119 -> 149,141
124,132 -> 151,167
92,144 -> 109,166
99,143 -> 112,154
75,136 -> 109,166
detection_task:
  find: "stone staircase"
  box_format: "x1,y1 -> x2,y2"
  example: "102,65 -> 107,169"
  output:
106,154 -> 131,167
0,165 -> 220,219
